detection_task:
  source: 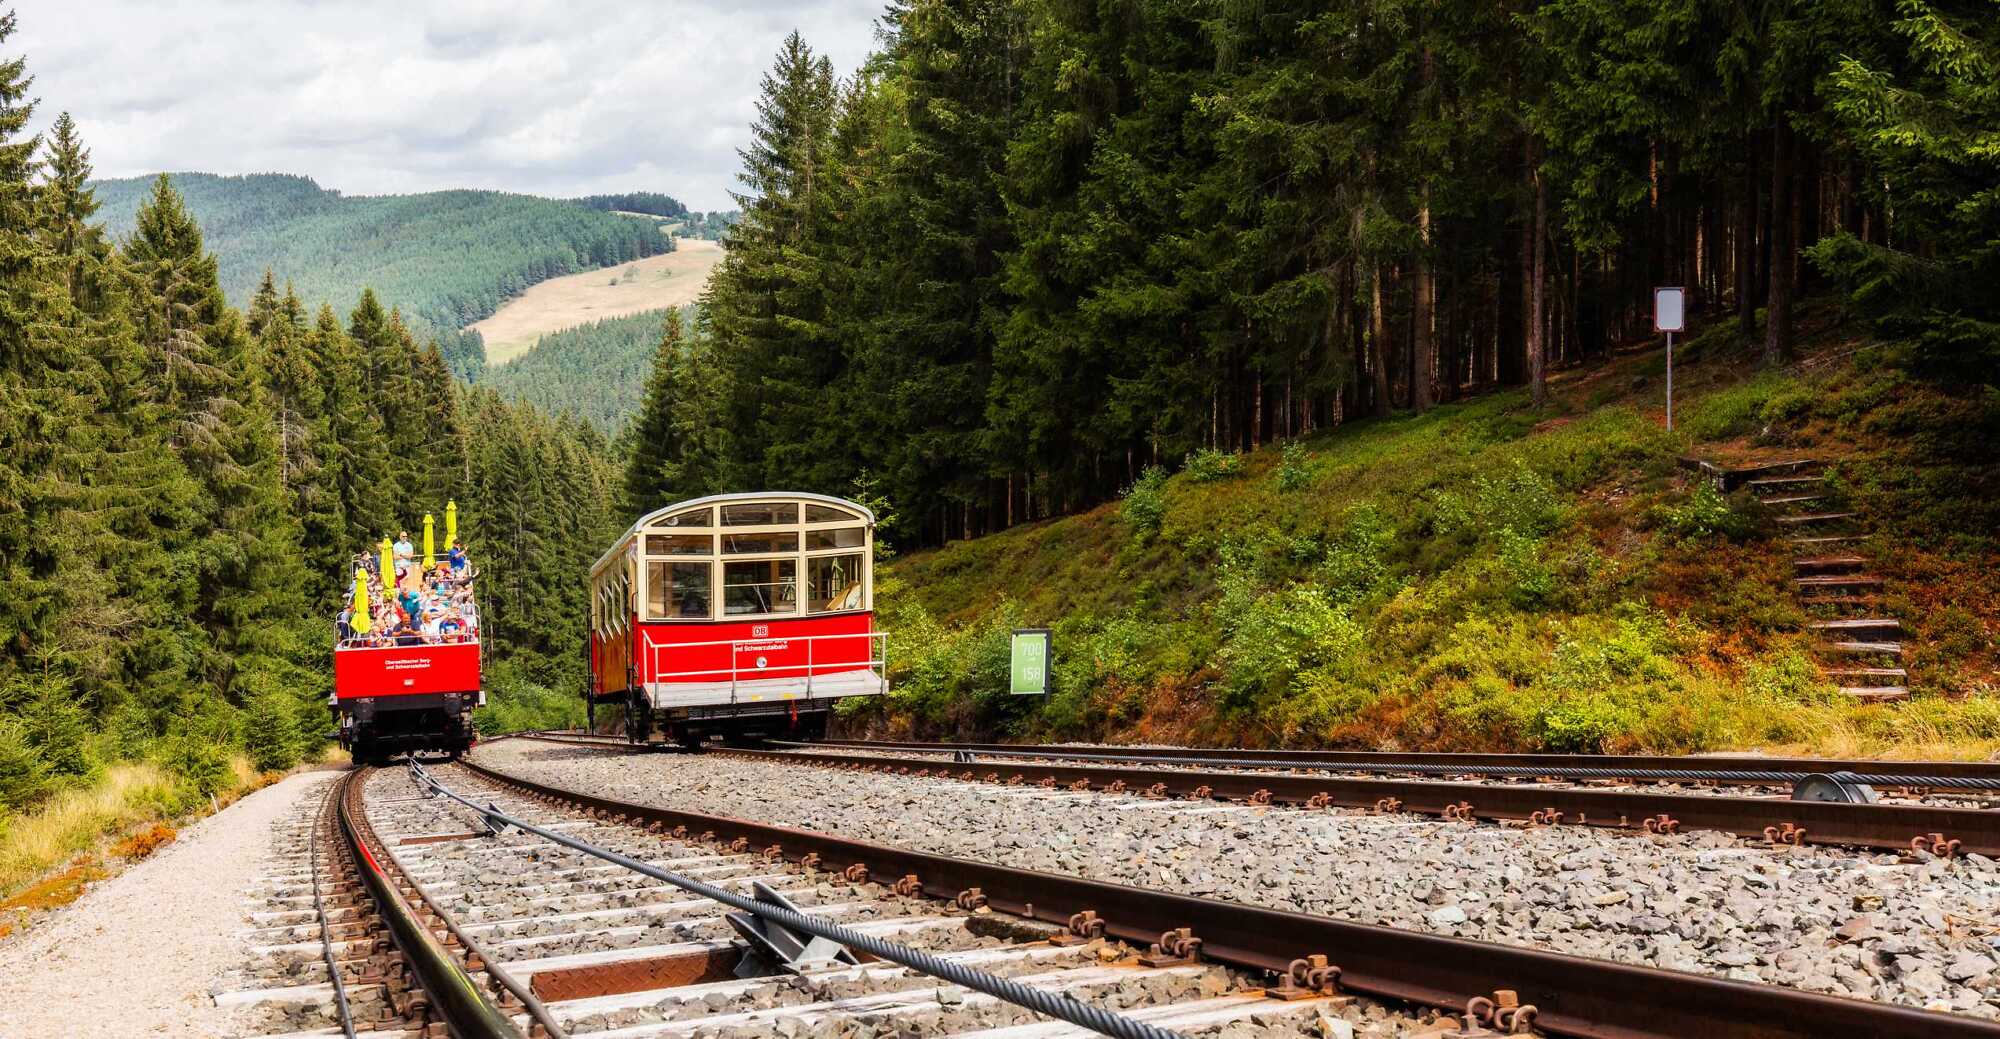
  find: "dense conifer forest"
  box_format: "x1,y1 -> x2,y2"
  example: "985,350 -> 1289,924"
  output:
90,172 -> 677,381
480,309 -> 678,436
0,15 -> 617,814
629,0 -> 1998,551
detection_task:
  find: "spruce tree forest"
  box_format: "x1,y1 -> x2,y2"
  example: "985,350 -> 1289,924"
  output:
629,0 -> 1998,551
0,13 -> 617,813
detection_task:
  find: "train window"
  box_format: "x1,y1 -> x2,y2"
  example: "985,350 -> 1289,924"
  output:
646,534 -> 711,555
660,507 -> 712,527
807,553 -> 865,613
804,503 -> 858,523
723,531 -> 798,554
722,502 -> 798,526
647,561 -> 712,620
723,558 -> 797,616
806,527 -> 865,551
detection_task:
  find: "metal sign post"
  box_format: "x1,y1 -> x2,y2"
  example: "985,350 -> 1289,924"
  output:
1654,287 -> 1686,430
1010,629 -> 1051,695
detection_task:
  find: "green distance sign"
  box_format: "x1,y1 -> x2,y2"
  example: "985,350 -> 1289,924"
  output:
1010,629 -> 1051,695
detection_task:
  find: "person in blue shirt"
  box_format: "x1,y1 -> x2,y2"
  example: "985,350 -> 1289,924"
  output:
448,540 -> 468,576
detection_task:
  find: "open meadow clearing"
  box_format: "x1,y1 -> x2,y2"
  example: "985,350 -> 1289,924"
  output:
470,237 -> 722,364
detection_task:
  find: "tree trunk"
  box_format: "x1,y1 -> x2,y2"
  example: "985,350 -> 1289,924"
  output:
1371,263 -> 1392,417
1737,132 -> 1759,340
1413,186 -> 1435,412
1765,118 -> 1795,365
1530,160 -> 1549,407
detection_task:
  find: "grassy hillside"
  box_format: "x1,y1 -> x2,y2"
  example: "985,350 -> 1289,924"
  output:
470,238 -> 722,364
480,309 -> 675,434
865,310 -> 2000,758
90,173 -> 675,375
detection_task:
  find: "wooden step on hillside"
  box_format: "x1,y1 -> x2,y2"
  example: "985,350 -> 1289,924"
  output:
1676,457 -> 1821,491
1795,575 -> 1885,594
1823,640 -> 1904,657
1793,555 -> 1867,575
1747,475 -> 1821,491
1811,617 -> 1904,639
1774,512 -> 1858,526
1759,494 -> 1824,507
1841,686 -> 1911,703
1788,534 -> 1865,548
1823,667 -> 1908,686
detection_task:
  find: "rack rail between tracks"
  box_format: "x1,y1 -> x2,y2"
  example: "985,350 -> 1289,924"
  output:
460,748 -> 2000,1039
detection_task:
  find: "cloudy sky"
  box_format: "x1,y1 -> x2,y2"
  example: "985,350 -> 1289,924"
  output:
17,1 -> 886,212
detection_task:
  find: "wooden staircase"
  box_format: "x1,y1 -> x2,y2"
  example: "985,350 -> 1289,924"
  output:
1756,462 -> 1908,702
1687,457 -> 1912,702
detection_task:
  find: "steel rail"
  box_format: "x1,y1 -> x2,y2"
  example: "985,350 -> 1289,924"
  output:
808,738 -> 2000,786
310,775 -> 357,1039
413,760 -> 1180,1039
723,746 -> 2000,857
458,753 -> 2000,1039
335,767 -> 524,1039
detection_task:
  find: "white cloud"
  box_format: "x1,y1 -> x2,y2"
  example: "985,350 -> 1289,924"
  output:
14,0 -> 886,211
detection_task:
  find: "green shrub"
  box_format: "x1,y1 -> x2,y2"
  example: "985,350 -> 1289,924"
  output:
243,693 -> 300,772
1276,440 -> 1311,492
1316,506 -> 1396,606
1120,466 -> 1168,542
475,662 -> 587,735
1182,448 -> 1244,482
1651,482 -> 1759,542
13,674 -> 97,781
160,737 -> 232,798
0,722 -> 50,811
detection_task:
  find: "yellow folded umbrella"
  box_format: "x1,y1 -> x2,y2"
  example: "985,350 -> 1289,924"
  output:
423,513 -> 436,569
351,570 -> 371,634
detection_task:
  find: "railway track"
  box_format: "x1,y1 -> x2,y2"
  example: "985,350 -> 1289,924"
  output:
808,738 -> 2000,786
221,745 -> 2000,1037
736,743 -> 2000,855
516,731 -> 2000,858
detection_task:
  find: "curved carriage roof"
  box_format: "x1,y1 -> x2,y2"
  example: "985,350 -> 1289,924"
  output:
591,491 -> 876,576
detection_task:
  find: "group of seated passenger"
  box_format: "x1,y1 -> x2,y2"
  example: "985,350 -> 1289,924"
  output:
337,532 -> 478,646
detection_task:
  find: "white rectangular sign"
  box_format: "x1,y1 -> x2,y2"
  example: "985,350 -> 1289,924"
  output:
1654,287 -> 1686,333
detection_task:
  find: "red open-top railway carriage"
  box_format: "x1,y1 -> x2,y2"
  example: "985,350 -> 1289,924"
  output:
588,492 -> 886,747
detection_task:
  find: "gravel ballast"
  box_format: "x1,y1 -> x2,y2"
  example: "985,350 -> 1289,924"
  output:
474,739 -> 2000,1021
0,769 -> 340,1038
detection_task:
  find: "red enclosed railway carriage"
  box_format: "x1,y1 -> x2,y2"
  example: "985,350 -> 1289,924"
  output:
332,519 -> 483,762
588,493 -> 887,747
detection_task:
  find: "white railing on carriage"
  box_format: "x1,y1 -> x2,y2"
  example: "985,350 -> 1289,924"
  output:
642,629 -> 888,702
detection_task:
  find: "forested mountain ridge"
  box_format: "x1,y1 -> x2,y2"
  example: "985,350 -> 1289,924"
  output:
0,16 -> 617,851
628,1 -> 1999,553
89,172 -> 677,379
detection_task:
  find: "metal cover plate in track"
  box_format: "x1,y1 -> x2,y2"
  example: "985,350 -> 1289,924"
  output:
398,831 -> 492,846
529,947 -> 741,1002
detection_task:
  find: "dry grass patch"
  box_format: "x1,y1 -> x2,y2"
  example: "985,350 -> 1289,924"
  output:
471,238 -> 724,364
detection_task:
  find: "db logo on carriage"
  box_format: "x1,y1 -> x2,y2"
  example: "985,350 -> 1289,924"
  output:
752,624 -> 769,637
